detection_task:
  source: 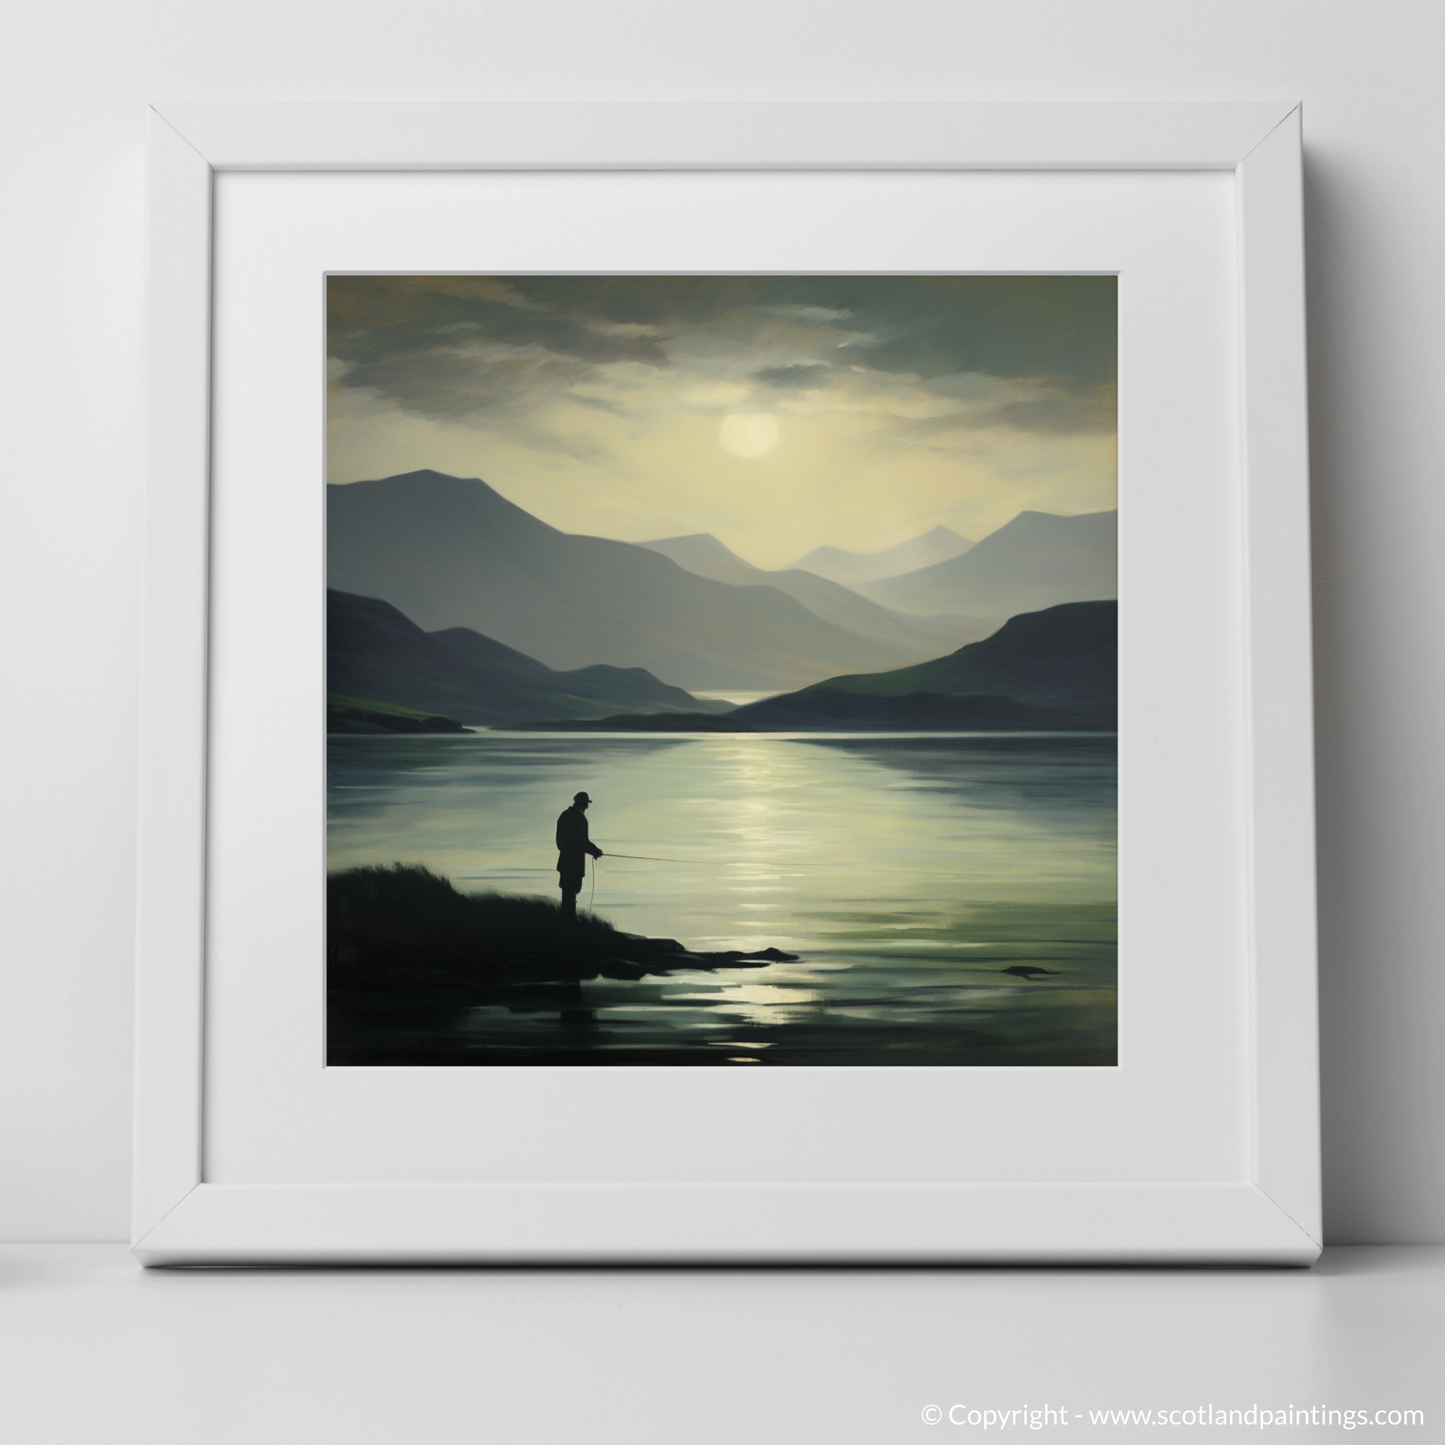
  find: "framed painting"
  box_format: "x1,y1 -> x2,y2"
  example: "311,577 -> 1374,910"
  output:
135,102 -> 1318,1263
323,270 -> 1119,1070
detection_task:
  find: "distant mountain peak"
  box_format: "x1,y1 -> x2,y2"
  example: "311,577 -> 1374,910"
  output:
859,508 -> 1116,620
638,533 -> 764,578
342,468 -> 487,489
999,507 -> 1115,529
329,469 -> 566,539
336,468 -> 518,499
642,532 -> 751,558
790,526 -> 975,587
793,523 -> 970,566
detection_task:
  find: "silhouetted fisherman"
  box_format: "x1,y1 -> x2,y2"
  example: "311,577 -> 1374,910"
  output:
556,791 -> 603,921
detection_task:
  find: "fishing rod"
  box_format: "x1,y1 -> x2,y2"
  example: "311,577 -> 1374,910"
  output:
601,853 -> 829,866
587,852 -> 683,911
599,852 -> 694,863
590,849 -> 776,910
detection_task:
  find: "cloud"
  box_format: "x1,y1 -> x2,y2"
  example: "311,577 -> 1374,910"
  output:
326,275 -> 1117,456
763,303 -> 854,322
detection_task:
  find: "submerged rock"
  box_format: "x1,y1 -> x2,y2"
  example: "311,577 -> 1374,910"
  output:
1001,965 -> 1059,980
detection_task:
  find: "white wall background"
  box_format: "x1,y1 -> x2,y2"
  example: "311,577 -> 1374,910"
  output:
1,0 -> 1440,1244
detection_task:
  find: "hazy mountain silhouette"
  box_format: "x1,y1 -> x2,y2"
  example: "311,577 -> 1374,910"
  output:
636,532 -> 780,587
860,510 -> 1116,620
638,533 -> 981,654
496,694 -> 1095,731
733,601 -> 1116,731
635,532 -> 760,584
791,526 -> 974,586
328,589 -> 732,726
328,471 -> 951,690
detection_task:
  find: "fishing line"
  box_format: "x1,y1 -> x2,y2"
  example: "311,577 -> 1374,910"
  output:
602,852 -> 828,866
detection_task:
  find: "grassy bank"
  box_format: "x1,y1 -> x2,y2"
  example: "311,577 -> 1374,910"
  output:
328,863 -> 793,987
327,696 -> 467,734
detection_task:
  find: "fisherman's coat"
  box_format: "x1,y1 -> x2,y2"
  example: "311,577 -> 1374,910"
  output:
556,805 -> 602,887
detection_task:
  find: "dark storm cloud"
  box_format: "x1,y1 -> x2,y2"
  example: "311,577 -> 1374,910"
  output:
337,346 -> 595,419
487,274 -> 778,327
327,274 -> 1115,435
484,275 -> 1117,386
821,275 -> 1116,388
328,276 -> 670,368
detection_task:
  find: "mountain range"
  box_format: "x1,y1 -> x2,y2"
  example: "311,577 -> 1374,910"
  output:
328,471 -> 964,691
326,470 -> 1117,718
328,589 -> 731,726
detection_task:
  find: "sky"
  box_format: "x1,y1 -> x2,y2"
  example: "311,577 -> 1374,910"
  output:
327,275 -> 1116,571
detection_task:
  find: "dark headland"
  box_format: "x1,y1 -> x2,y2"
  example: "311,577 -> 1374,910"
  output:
328,587 -> 731,729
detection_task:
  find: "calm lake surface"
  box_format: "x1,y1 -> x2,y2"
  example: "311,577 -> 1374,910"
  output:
328,732 -> 1117,1066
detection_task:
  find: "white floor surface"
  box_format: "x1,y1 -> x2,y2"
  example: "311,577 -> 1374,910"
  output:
0,1244 -> 1439,1443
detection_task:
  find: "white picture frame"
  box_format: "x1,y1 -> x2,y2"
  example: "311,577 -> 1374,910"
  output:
136,102 -> 1318,1265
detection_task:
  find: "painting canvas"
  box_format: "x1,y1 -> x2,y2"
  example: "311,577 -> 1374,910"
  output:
325,274 -> 1117,1068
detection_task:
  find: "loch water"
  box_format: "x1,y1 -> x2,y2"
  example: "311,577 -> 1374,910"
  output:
327,731 -> 1117,1066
